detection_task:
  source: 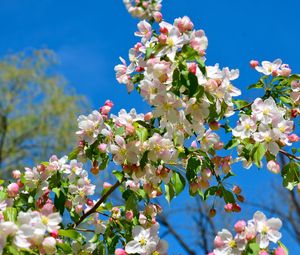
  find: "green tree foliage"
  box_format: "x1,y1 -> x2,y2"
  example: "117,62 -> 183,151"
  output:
0,49 -> 89,176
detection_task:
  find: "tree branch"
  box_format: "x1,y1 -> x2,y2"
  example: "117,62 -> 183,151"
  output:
74,179 -> 123,227
158,214 -> 196,255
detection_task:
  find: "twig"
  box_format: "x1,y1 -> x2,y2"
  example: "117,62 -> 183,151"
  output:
74,179 -> 123,227
279,149 -> 300,161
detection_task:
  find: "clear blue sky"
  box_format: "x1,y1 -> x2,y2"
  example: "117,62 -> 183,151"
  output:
1,0 -> 299,253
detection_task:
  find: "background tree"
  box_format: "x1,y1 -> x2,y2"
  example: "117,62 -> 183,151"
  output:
0,49 -> 88,176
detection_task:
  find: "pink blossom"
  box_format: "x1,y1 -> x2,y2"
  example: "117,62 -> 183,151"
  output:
234,220 -> 246,233
274,247 -> 286,255
115,248 -> 127,255
7,183 -> 19,197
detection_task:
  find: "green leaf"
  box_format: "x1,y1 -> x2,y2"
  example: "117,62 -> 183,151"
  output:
125,193 -> 138,214
234,99 -> 249,109
52,187 -> 60,198
112,170 -> 124,182
248,81 -> 264,89
203,186 -> 218,200
165,182 -> 175,203
68,147 -> 80,160
171,172 -> 186,196
186,72 -> 199,97
245,242 -> 260,254
3,207 -> 17,222
57,243 -> 72,253
145,47 -> 153,60
136,127 -> 148,143
58,229 -> 80,240
222,188 -> 235,204
252,143 -> 266,167
281,161 -> 299,190
186,157 -> 201,181
280,96 -> 292,104
224,139 -> 239,150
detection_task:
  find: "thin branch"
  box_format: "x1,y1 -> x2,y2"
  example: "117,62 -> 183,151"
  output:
158,214 -> 196,255
279,149 -> 300,161
74,179 -> 123,227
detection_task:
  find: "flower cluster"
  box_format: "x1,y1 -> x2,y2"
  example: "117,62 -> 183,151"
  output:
0,207 -> 61,254
233,97 -> 297,168
123,0 -> 162,21
209,211 -> 285,255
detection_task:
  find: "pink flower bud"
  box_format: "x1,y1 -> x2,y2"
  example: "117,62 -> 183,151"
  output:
188,62 -> 197,75
86,199 -> 94,206
7,183 -> 19,197
214,235 -> 224,247
103,182 -> 112,189
159,26 -> 168,34
213,142 -> 224,150
250,60 -> 259,68
75,204 -> 83,214
234,220 -> 246,233
50,229 -> 59,238
288,134 -> 300,142
100,105 -> 111,115
98,143 -> 107,153
153,11 -> 162,23
280,68 -> 291,77
232,185 -> 241,195
115,248 -> 127,255
12,170 -> 21,179
144,112 -> 153,122
274,247 -> 286,255
191,140 -> 198,148
126,124 -> 135,135
267,160 -> 280,174
105,100 -> 114,108
224,203 -> 233,212
209,121 -> 220,130
233,203 -> 241,212
125,210 -> 134,221
139,213 -> 147,225
259,251 -> 269,255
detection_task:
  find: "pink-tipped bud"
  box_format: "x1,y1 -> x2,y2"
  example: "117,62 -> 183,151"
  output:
126,124 -> 135,135
159,26 -> 168,34
209,208 -> 216,218
232,185 -> 241,195
37,164 -> 46,173
288,134 -> 300,142
100,105 -> 111,115
259,251 -> 269,255
103,182 -> 112,189
188,62 -> 197,75
234,220 -> 246,233
191,140 -> 198,149
50,229 -> 59,238
291,108 -> 299,118
144,112 -> 153,122
115,248 -> 127,255
224,203 -> 233,212
12,170 -> 21,179
213,142 -> 224,150
158,34 -> 167,45
209,121 -> 220,130
153,12 -> 163,23
267,160 -> 280,174
250,60 -> 259,68
98,143 -> 107,153
86,199 -> 94,206
274,247 -> 286,255
125,210 -> 134,221
75,204 -> 83,214
105,100 -> 114,108
7,183 -> 19,197
233,203 -> 241,212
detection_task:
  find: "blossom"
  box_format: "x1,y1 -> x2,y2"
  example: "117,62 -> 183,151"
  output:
76,110 -> 104,144
125,225 -> 161,255
135,20 -> 152,43
255,59 -> 282,75
252,211 -> 282,249
213,229 -> 246,255
232,115 -> 257,139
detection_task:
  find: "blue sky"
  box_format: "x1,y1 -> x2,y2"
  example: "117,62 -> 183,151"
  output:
1,0 -> 299,253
